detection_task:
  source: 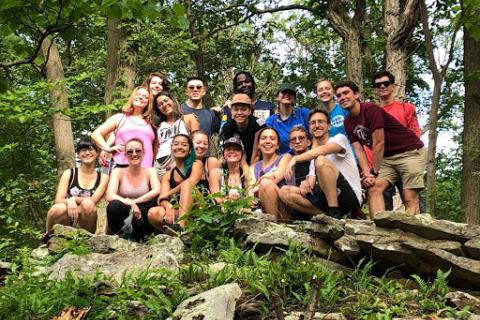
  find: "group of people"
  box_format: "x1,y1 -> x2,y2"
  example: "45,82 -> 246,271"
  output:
44,69 -> 425,241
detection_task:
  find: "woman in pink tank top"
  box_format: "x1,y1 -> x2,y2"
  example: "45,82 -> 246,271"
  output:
92,87 -> 156,170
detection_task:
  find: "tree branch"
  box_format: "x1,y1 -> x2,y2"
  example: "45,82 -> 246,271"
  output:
419,0 -> 441,82
327,0 -> 353,39
391,0 -> 420,49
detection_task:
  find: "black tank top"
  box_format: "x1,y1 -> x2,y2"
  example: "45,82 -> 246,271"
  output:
67,168 -> 101,198
169,167 -> 191,189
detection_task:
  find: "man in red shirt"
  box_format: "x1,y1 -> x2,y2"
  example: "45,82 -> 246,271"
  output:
335,81 -> 425,218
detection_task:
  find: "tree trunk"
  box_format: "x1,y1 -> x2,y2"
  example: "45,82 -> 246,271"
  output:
344,31 -> 363,90
41,36 -> 76,173
104,18 -> 122,106
460,26 -> 480,224
384,0 -> 419,100
425,84 -> 441,214
120,39 -> 138,92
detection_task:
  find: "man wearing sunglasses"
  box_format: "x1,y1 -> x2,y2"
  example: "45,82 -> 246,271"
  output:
181,76 -> 220,138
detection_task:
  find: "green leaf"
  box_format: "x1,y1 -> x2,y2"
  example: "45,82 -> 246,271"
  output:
0,0 -> 22,10
0,72 -> 8,93
172,3 -> 185,16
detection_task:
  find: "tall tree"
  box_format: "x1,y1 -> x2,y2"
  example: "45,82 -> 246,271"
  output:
460,0 -> 480,224
41,37 -> 75,172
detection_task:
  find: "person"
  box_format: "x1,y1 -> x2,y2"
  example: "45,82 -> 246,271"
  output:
231,71 -> 276,124
265,84 -> 310,154
251,127 -> 291,221
148,134 -> 204,231
152,91 -> 200,178
192,130 -> 219,192
92,86 -> 156,170
284,109 -> 362,219
316,79 -> 349,139
221,93 -> 264,164
181,76 -> 220,139
335,80 -> 425,217
142,72 -> 170,96
44,138 -> 109,237
106,138 -> 160,240
209,137 -> 252,203
372,70 -> 422,211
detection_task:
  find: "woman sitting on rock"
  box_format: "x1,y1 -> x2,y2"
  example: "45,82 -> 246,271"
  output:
45,137 -> 109,237
191,130 -> 219,193
106,138 -> 160,240
152,91 -> 199,178
148,134 -> 204,232
209,137 -> 252,203
251,127 -> 291,221
92,86 -> 156,172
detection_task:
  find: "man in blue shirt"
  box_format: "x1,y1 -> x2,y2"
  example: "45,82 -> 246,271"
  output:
265,84 -> 310,154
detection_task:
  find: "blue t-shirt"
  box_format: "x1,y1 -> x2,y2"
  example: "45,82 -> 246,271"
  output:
265,107 -> 310,154
329,103 -> 349,137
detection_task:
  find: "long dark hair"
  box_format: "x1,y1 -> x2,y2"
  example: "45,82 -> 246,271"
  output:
152,91 -> 183,128
172,134 -> 196,175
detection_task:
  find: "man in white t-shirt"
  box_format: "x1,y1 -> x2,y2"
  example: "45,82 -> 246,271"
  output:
284,109 -> 362,219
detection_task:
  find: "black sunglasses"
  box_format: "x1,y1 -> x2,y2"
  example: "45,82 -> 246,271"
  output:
373,80 -> 393,88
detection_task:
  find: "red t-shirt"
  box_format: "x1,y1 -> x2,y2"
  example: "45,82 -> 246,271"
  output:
383,101 -> 421,137
344,102 -> 424,157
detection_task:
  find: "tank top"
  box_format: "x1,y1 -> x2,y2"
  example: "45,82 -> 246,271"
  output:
67,168 -> 101,198
118,170 -> 150,199
169,166 -> 191,189
112,113 -> 155,168
156,118 -> 189,159
220,167 -> 245,194
253,154 -> 284,181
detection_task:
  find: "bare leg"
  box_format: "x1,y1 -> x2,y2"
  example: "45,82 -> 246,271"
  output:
279,185 -> 326,217
78,199 -> 97,233
178,182 -> 196,228
367,178 -> 390,219
315,156 -> 340,207
46,203 -> 68,233
147,206 -> 166,230
258,178 -> 291,222
402,188 -> 421,214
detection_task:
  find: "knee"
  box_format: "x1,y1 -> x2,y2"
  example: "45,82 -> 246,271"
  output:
369,182 -> 387,196
80,199 -> 96,214
259,178 -> 275,191
279,187 -> 293,202
147,207 -> 161,221
315,156 -> 329,171
47,204 -> 67,219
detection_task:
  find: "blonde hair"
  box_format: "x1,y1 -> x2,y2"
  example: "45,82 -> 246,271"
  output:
221,146 -> 251,194
122,86 -> 153,123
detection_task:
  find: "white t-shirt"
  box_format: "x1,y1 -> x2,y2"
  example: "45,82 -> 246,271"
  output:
156,118 -> 189,159
307,134 -> 362,204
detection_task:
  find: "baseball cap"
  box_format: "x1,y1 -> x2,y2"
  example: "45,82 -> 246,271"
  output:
230,93 -> 252,107
223,137 -> 244,152
277,83 -> 296,96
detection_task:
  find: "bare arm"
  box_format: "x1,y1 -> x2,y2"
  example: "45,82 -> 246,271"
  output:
106,168 -> 129,204
250,131 -> 261,164
89,173 -> 109,204
186,114 -> 200,132
371,128 -> 385,175
208,167 -> 223,203
353,142 -> 375,188
54,169 -> 71,204
91,113 -> 124,152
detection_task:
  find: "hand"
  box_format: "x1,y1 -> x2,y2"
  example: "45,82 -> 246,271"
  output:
164,209 -> 176,224
99,150 -> 110,167
285,157 -> 296,181
106,143 -> 124,154
66,198 -> 79,220
299,180 -> 313,196
361,175 -> 376,189
131,203 -> 141,220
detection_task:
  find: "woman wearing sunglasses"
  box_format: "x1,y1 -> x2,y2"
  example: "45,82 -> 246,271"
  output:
44,137 -> 109,239
106,138 -> 160,240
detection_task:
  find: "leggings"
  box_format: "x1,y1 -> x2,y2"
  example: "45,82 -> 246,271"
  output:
107,199 -> 157,240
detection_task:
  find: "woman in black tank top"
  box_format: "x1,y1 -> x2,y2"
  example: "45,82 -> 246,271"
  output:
147,134 -> 204,231
44,138 -> 109,239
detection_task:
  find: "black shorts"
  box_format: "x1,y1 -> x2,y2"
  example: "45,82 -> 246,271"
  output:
306,172 -> 360,216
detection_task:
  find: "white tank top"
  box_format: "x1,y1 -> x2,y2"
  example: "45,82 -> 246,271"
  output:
156,118 -> 189,159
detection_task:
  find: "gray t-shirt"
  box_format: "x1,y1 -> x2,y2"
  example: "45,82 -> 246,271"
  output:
181,102 -> 220,137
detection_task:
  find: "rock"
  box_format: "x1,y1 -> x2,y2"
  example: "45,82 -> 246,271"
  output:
445,291 -> 480,314
149,234 -> 185,260
304,214 -> 345,241
403,242 -> 480,289
172,283 -> 241,320
51,224 -> 93,238
208,262 -> 228,273
344,219 -> 375,236
49,240 -> 182,284
30,245 -> 50,261
126,300 -> 149,318
285,311 -> 346,320
333,235 -> 362,257
374,211 -> 480,243
234,216 -> 278,237
88,235 -> 140,253
465,237 -> 480,260
0,261 -> 12,280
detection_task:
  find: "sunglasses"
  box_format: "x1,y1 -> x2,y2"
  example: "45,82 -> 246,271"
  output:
373,80 -> 393,88
290,136 -> 307,143
126,149 -> 143,155
188,85 -> 203,90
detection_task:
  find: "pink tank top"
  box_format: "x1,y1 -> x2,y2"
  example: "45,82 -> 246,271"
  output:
118,171 -> 150,199
112,113 -> 155,168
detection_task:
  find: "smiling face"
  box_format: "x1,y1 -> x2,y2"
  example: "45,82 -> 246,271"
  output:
125,140 -> 144,165
156,94 -> 174,116
308,111 -> 330,140
186,79 -> 206,102
149,76 -> 164,96
171,135 -> 191,160
223,145 -> 243,164
192,132 -> 209,159
335,86 -> 360,112
231,104 -> 252,126
132,88 -> 150,110
316,80 -> 334,104
258,128 -> 279,156
78,145 -> 98,165
289,129 -> 310,155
